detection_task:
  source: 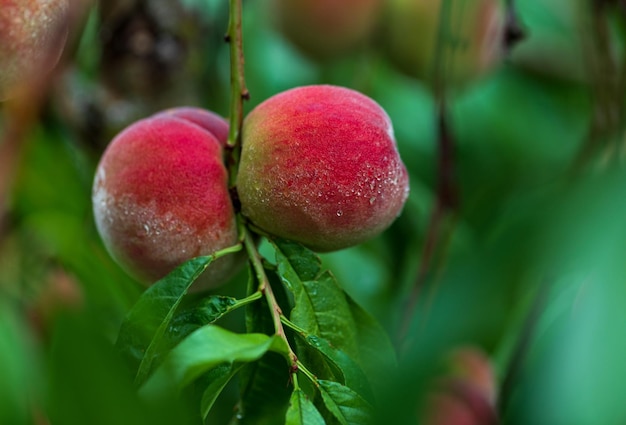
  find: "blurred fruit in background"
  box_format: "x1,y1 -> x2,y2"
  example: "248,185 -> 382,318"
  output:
420,347 -> 498,425
0,0 -> 70,101
382,0 -> 505,90
270,0 -> 383,60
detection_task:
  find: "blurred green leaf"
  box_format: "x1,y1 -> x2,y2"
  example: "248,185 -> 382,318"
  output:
47,313 -> 196,425
238,352 -> 293,425
13,127 -> 89,219
200,363 -> 243,420
506,168 -> 626,425
0,305 -> 38,425
286,388 -> 326,425
345,296 -> 397,397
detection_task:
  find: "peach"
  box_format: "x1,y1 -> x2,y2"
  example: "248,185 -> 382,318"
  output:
421,391 -> 495,425
92,108 -> 240,291
270,0 -> 383,59
237,85 -> 409,252
0,0 -> 69,100
151,106 -> 230,146
420,347 -> 498,425
383,0 -> 504,89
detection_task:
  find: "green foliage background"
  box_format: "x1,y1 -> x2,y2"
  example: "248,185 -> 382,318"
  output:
1,0 -> 625,424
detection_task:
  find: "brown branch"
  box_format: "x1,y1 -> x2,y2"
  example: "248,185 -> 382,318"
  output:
243,228 -> 298,368
0,78 -> 54,239
397,100 -> 458,348
503,0 -> 526,53
225,0 -> 248,152
572,0 -> 624,169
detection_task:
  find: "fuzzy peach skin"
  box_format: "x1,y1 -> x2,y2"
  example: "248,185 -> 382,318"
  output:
271,0 -> 383,59
92,109 -> 240,291
0,0 -> 69,100
384,0 -> 504,89
151,107 -> 230,145
237,85 -> 409,252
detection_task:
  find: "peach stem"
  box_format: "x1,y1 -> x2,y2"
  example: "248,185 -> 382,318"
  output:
243,226 -> 299,369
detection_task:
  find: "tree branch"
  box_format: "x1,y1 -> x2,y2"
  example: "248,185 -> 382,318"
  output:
225,0 -> 248,152
243,227 -> 298,369
397,100 -> 458,348
573,0 -> 624,169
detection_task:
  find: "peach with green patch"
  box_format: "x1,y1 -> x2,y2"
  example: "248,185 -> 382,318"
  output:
384,0 -> 504,89
271,0 -> 383,60
0,0 -> 69,100
92,108 -> 240,291
237,85 -> 409,252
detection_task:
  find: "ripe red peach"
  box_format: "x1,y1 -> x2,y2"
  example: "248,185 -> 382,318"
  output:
92,108 -> 240,291
151,106 -> 230,146
383,0 -> 504,89
271,0 -> 383,60
0,0 -> 69,100
237,85 -> 409,252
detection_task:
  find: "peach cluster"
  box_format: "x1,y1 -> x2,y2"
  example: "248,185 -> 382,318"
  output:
92,107 -> 240,291
269,0 -> 505,89
93,86 -> 409,290
384,0 -> 505,88
270,0 -> 383,60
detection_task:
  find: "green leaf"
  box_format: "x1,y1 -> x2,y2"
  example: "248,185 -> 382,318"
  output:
318,380 -> 373,425
48,313 -> 197,425
140,325 -> 289,400
116,256 -> 213,385
0,305 -> 38,425
273,240 -> 360,362
345,296 -> 397,395
200,364 -> 243,420
296,272 -> 360,360
285,388 -> 326,425
299,334 -> 374,404
163,295 -> 239,352
238,352 -> 293,425
238,273 -> 293,425
273,238 -> 321,282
